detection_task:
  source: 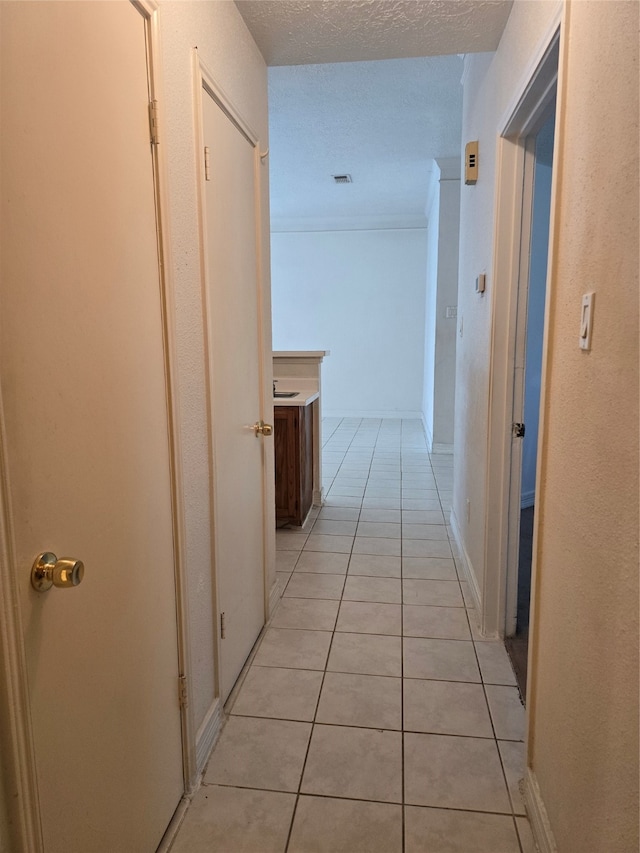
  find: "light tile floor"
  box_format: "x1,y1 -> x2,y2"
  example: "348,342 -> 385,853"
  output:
171,418 -> 535,853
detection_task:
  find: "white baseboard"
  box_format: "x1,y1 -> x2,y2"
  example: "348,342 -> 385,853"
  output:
313,487 -> 324,506
271,213 -> 427,232
521,489 -> 536,509
157,797 -> 191,853
432,442 -> 453,455
268,575 -> 282,618
195,698 -> 223,775
525,768 -> 558,853
323,409 -> 423,420
422,414 -> 434,452
449,507 -> 482,613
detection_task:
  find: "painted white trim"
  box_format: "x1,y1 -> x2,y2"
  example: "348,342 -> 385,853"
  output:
432,442 -> 454,455
195,698 -> 223,776
193,49 -> 271,704
268,575 -> 282,619
449,508 -> 483,618
198,58 -> 259,147
525,768 -> 558,853
422,413 -> 434,453
482,20 -> 562,639
157,797 -> 191,853
0,416 -> 43,851
504,134 -> 537,638
499,2 -> 562,136
192,49 -> 223,711
271,214 -> 427,233
323,409 -> 423,420
141,0 -> 196,793
435,156 -> 461,182
130,0 -> 159,15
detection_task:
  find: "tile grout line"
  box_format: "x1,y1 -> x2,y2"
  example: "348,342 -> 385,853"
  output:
468,609 -> 526,853
285,416 -> 372,852
273,421 -> 523,851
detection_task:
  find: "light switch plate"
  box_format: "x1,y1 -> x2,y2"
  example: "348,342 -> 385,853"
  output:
579,292 -> 595,350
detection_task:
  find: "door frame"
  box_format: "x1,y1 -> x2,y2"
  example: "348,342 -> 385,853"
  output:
192,50 -> 271,736
482,9 -> 562,639
0,2 -> 193,848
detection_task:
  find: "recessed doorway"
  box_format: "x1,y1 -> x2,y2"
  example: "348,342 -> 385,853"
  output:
505,110 -> 556,698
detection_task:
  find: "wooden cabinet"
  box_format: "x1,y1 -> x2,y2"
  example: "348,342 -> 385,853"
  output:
274,404 -> 313,527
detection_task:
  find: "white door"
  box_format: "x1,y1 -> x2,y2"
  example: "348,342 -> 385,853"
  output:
201,83 -> 267,701
0,3 -> 183,850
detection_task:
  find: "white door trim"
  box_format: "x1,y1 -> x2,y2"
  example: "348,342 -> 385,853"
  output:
482,11 -> 562,639
192,48 -> 269,748
137,0 -> 196,792
0,3 -> 193,846
503,133 -> 537,637
0,423 -> 43,851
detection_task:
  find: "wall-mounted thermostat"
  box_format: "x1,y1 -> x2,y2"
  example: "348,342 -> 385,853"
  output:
475,273 -> 486,294
465,141 -> 479,184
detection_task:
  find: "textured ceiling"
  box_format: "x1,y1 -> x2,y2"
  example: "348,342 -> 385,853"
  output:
236,1 -> 513,223
268,56 -> 463,223
235,0 -> 513,66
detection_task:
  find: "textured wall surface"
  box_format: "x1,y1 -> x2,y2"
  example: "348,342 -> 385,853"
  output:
528,1 -> 639,849
236,0 -> 513,65
457,0 -> 638,848
454,0 -> 561,601
432,162 -> 460,449
271,228 -> 427,417
422,159 -> 460,451
422,171 -> 440,446
158,1 -> 270,741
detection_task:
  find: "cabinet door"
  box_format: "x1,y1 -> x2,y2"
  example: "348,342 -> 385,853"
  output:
298,404 -> 314,523
274,407 -> 299,525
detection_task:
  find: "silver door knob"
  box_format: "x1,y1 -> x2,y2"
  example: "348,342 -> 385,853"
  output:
31,552 -> 85,592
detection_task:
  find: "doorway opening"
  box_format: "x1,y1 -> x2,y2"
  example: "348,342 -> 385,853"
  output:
480,19 -> 560,676
504,112 -> 556,696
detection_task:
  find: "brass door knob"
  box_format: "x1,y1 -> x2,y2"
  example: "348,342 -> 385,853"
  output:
253,420 -> 273,437
31,552 -> 85,592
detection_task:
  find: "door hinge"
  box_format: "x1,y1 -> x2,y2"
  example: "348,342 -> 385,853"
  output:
204,146 -> 211,181
512,422 -> 526,438
149,99 -> 160,146
220,611 -> 226,639
178,675 -> 188,709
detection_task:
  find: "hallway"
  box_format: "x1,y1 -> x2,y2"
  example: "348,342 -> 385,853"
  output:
171,418 -> 533,852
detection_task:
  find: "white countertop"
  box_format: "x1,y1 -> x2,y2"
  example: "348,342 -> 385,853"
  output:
273,378 -> 319,407
273,350 -> 330,360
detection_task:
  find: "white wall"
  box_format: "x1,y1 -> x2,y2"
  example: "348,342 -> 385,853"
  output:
271,227 -> 427,417
521,115 -> 554,506
455,0 -> 639,849
158,1 -> 272,763
422,159 -> 460,452
453,0 -> 561,604
423,176 -> 439,445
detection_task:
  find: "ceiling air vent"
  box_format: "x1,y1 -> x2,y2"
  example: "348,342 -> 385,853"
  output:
332,174 -> 352,184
